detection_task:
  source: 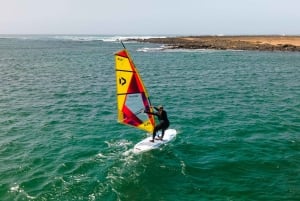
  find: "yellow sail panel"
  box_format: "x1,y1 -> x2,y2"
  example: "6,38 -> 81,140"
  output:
115,54 -> 132,71
116,94 -> 126,121
116,70 -> 132,94
115,49 -> 155,133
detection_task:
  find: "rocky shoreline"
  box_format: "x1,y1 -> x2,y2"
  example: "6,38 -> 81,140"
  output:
133,36 -> 300,51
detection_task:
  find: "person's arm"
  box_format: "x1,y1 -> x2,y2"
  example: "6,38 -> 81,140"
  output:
153,106 -> 159,111
144,107 -> 157,116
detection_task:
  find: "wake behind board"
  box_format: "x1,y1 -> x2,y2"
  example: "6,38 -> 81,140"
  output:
133,129 -> 177,154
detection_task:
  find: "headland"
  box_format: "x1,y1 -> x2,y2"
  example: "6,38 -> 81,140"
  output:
134,35 -> 300,51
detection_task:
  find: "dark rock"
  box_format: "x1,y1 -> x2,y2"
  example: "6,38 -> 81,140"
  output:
132,36 -> 300,52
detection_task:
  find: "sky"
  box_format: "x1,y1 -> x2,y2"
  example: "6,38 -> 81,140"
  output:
1,0 -> 300,35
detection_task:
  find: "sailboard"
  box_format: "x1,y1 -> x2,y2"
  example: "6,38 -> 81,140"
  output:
115,42 -> 177,153
133,129 -> 177,153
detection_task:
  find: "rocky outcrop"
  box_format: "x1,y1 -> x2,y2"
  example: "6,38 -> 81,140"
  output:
133,36 -> 300,51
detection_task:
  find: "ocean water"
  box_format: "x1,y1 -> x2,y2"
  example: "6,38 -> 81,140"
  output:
0,35 -> 300,201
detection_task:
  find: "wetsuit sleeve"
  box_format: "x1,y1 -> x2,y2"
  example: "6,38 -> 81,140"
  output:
144,110 -> 158,116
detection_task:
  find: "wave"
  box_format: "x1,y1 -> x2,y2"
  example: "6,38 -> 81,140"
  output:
0,35 -> 167,42
100,35 -> 167,42
137,45 -> 242,53
137,46 -> 167,52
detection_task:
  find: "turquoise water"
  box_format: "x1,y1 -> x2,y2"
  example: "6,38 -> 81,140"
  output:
0,35 -> 300,201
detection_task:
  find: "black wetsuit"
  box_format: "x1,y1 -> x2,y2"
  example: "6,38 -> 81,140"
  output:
146,107 -> 170,140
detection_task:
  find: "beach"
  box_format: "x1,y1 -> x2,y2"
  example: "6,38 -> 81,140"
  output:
135,36 -> 300,51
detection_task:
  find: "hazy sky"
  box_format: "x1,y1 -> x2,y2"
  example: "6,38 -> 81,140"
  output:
1,0 -> 300,35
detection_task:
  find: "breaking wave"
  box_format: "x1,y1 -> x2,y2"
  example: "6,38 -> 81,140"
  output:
0,35 -> 167,42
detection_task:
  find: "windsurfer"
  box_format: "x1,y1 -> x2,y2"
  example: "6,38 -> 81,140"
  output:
144,105 -> 170,142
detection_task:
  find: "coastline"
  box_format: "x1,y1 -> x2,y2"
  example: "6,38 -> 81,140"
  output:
134,35 -> 300,51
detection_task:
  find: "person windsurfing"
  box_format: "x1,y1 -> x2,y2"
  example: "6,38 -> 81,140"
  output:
144,105 -> 170,142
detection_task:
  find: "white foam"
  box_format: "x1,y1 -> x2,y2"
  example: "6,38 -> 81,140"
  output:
10,184 -> 35,199
101,35 -> 167,42
137,46 -> 166,52
2,35 -> 167,42
10,184 -> 21,192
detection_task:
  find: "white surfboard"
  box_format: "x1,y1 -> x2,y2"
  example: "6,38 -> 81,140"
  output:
133,129 -> 177,154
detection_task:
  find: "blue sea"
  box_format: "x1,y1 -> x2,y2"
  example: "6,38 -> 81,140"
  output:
0,35 -> 299,201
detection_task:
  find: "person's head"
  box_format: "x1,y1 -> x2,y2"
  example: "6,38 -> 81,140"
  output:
158,105 -> 163,111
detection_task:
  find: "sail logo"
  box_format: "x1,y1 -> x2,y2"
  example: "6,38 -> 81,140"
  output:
144,122 -> 151,126
119,77 -> 126,85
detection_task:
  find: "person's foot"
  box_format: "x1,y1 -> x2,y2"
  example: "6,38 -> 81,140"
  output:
158,137 -> 163,140
150,140 -> 154,142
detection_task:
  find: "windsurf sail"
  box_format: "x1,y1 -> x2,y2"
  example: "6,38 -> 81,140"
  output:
115,45 -> 155,133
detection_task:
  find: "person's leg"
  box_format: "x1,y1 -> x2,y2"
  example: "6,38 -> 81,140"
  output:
150,123 -> 162,142
159,129 -> 165,140
160,123 -> 169,140
151,126 -> 158,141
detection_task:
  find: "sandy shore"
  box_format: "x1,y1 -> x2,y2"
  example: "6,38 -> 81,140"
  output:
134,36 -> 300,51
